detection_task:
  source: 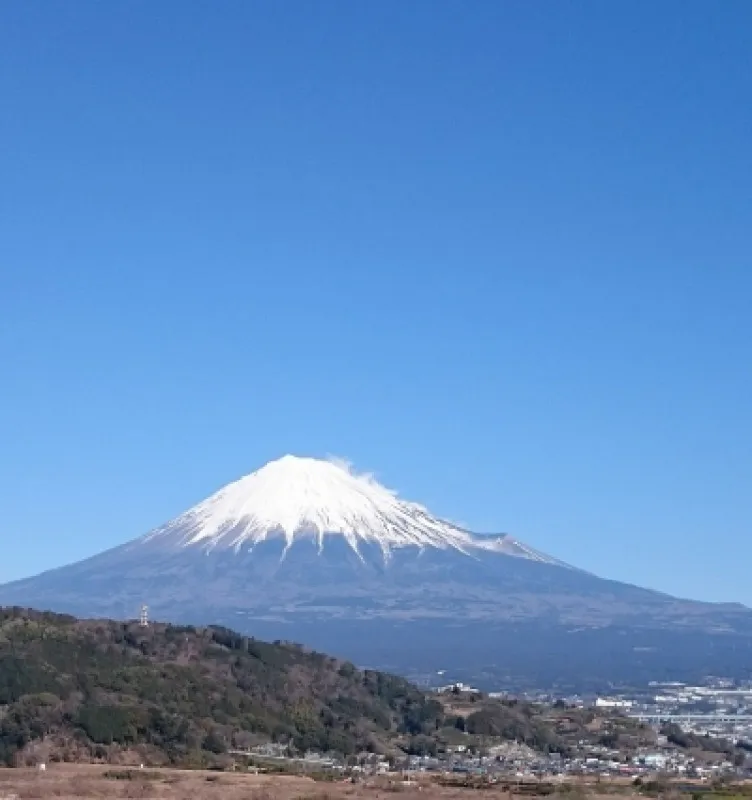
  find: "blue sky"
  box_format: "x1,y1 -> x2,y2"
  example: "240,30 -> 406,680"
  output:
1,2 -> 750,603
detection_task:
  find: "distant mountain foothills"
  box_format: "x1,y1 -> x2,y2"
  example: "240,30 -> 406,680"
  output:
0,608 -> 651,769
2,455 -> 751,692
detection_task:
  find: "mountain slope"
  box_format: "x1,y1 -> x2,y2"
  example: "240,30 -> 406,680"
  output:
0,607 -> 443,767
2,455 -> 751,691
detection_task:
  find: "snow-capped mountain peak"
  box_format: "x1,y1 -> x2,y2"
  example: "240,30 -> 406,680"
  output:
146,455 -> 475,555
143,454 -> 566,566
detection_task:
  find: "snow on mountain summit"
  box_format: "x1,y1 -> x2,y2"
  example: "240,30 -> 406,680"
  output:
142,454 -> 568,567
145,454 -> 476,555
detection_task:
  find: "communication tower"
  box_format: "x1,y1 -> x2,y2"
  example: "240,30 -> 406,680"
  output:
139,604 -> 149,628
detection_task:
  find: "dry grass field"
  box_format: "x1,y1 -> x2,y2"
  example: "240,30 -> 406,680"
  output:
0,764 -> 514,800
0,764 -> 606,800
0,765 -> 320,800
9,764 -> 737,800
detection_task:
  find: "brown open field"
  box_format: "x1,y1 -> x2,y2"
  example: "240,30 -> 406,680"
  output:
0,765 -> 320,800
0,764 -> 618,800
0,765 -> 459,800
11,764 -> 743,800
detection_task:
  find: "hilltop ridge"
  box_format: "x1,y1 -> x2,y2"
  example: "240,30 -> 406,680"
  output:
0,607 -> 441,767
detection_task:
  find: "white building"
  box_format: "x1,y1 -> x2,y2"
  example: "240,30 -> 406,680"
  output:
595,697 -> 633,709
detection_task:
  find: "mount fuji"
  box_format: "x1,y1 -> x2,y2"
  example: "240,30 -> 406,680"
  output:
2,455 -> 751,690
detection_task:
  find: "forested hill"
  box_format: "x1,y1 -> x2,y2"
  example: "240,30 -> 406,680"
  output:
0,608 -> 443,767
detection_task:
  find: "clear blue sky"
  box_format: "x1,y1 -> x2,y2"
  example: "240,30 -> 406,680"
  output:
1,2 -> 750,603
